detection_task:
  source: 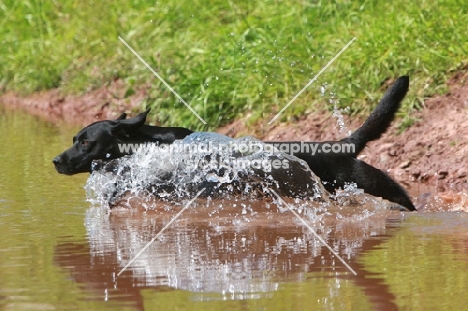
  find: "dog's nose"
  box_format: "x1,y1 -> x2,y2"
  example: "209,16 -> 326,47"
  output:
52,156 -> 61,165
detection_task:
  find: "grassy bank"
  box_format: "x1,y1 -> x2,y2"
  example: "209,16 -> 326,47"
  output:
1,0 -> 467,130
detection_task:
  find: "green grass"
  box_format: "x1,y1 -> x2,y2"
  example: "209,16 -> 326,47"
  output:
1,0 -> 467,130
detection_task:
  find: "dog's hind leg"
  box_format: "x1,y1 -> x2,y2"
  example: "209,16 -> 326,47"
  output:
338,158 -> 416,211
304,155 -> 416,211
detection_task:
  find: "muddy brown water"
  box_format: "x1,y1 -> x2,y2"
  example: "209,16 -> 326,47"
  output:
1,105 -> 468,310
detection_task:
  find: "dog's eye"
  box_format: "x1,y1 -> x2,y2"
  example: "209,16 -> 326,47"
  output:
81,141 -> 89,146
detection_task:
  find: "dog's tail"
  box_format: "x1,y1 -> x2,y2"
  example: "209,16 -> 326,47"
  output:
342,76 -> 409,156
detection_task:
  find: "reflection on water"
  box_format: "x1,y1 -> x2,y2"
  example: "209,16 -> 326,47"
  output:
55,199 -> 402,309
2,105 -> 468,310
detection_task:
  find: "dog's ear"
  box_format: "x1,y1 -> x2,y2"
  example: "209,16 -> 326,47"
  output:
116,113 -> 127,120
111,109 -> 150,136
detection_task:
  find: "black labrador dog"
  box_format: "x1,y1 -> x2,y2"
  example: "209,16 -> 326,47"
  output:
53,76 -> 415,211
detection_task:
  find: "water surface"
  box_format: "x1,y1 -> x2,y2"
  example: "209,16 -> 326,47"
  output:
1,106 -> 467,310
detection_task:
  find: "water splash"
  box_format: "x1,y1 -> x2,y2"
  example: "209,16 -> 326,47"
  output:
85,132 -> 327,209
332,104 -> 351,136
320,82 -> 351,136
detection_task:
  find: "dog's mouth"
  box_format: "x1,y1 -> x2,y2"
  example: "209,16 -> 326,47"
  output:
53,162 -> 82,175
52,154 -> 93,175
53,165 -> 78,175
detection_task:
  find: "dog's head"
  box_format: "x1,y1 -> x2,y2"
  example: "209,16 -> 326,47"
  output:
52,110 -> 149,175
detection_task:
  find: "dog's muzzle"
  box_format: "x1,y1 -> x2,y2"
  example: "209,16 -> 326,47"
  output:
52,154 -> 77,175
52,155 -> 63,167
52,155 -> 66,173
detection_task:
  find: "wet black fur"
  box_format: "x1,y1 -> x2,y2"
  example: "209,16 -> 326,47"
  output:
52,110 -> 193,175
53,76 -> 415,211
